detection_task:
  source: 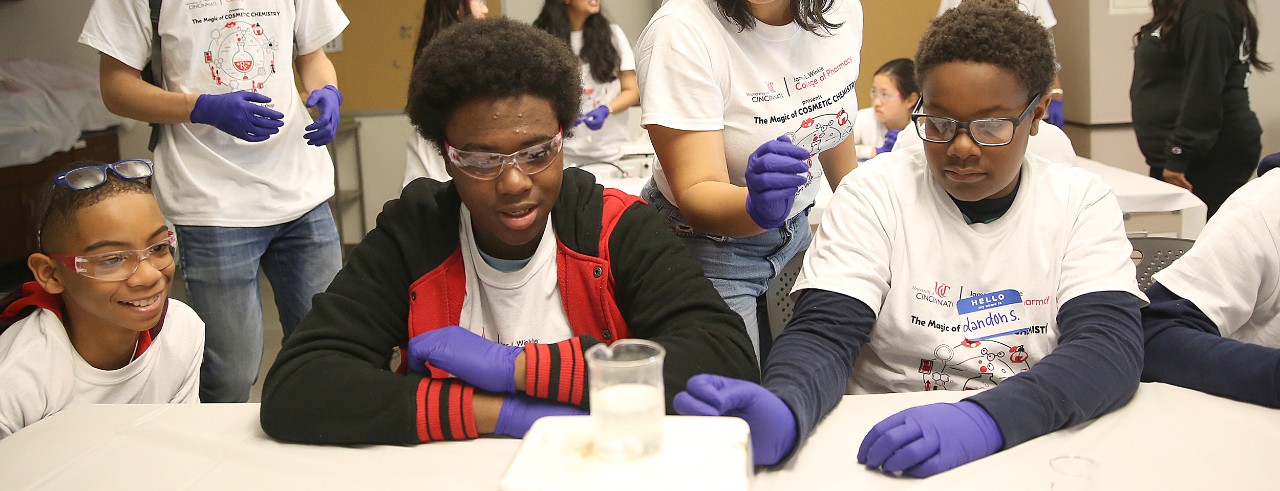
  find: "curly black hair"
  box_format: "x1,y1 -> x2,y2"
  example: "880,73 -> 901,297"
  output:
533,1 -> 620,84
407,17 -> 581,153
36,161 -> 153,252
915,0 -> 1056,98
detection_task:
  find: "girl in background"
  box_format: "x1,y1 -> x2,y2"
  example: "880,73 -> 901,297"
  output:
853,58 -> 918,160
1130,0 -> 1269,217
402,0 -> 488,186
535,0 -> 640,170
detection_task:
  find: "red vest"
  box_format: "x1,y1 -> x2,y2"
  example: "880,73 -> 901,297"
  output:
406,189 -> 639,344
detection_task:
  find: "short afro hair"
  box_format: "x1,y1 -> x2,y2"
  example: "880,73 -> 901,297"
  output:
915,0 -> 1056,99
36,160 -> 153,252
407,17 -> 581,155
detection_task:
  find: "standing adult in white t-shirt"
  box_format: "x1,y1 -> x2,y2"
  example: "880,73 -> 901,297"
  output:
402,0 -> 489,187
636,0 -> 863,359
534,0 -> 639,170
79,0 -> 349,403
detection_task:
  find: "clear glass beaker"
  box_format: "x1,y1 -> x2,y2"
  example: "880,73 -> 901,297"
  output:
585,339 -> 666,460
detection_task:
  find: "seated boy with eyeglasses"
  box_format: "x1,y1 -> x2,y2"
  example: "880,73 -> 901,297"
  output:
258,18 -> 757,445
674,0 -> 1146,477
0,160 -> 204,440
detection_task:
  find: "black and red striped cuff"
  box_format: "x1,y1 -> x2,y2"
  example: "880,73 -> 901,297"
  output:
415,378 -> 478,443
523,337 -> 586,406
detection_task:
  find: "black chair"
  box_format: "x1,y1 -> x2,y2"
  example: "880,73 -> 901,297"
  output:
1130,237 -> 1195,291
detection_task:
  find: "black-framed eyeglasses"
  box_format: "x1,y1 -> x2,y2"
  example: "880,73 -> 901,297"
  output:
910,94 -> 1043,147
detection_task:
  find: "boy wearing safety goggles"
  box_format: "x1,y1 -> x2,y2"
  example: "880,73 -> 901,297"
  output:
259,19 -> 758,445
0,160 -> 204,440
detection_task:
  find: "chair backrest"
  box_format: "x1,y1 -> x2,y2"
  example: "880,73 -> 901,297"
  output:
1130,237 -> 1195,290
764,251 -> 806,340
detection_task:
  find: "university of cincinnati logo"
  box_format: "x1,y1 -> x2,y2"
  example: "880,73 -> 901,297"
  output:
911,282 -> 953,308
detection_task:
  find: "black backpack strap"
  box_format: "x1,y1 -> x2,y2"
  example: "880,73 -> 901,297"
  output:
142,0 -> 164,152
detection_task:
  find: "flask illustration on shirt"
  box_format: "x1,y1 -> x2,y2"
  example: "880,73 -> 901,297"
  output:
205,20 -> 278,92
919,339 -> 1032,391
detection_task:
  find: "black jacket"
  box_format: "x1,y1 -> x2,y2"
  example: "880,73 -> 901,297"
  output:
259,169 -> 758,445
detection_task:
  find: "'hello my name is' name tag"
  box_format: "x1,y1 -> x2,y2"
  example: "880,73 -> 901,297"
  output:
956,289 -> 1029,342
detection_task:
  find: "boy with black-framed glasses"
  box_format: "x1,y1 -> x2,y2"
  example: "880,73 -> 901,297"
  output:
0,160 -> 204,440
674,0 -> 1146,477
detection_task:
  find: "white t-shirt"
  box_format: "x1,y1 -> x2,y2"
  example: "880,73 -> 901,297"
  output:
403,133 -> 450,187
0,300 -> 204,439
1154,172 -> 1280,348
637,0 -> 863,220
79,0 -> 350,226
937,0 -> 1056,29
564,25 -> 637,167
794,147 -> 1144,393
457,206 -> 574,348
852,107 -> 886,160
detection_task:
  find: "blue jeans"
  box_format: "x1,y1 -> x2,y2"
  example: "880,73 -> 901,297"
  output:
177,203 -> 342,403
642,182 -> 811,360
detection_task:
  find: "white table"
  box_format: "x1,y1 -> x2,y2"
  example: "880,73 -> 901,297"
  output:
1,383 -> 1273,489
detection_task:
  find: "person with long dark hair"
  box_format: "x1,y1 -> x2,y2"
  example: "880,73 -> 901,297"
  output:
1131,0 -> 1269,217
635,0 -> 863,361
534,0 -> 639,169
402,0 -> 489,186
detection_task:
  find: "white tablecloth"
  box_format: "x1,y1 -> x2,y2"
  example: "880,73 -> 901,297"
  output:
0,383 -> 1273,489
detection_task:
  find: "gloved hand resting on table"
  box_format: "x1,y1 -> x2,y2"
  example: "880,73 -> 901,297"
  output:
876,128 -> 900,155
407,325 -> 521,393
303,85 -> 343,146
857,400 -> 1003,478
674,374 -> 798,466
580,105 -> 610,131
494,393 -> 587,438
189,91 -> 285,142
744,135 -> 810,230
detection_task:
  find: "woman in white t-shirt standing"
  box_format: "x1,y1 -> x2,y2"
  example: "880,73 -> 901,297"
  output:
636,0 -> 863,360
534,0 -> 639,170
402,0 -> 489,187
853,58 -> 919,160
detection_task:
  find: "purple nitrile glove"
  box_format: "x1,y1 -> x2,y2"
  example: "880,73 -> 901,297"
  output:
189,91 -> 285,142
580,105 -> 610,130
1046,98 -> 1065,129
876,128 -> 901,155
493,393 -> 588,438
744,135 -> 811,230
857,401 -> 1003,478
673,374 -> 798,466
406,325 -> 521,393
304,85 -> 343,146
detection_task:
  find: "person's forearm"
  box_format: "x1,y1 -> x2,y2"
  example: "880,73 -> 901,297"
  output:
99,53 -> 198,124
296,49 -> 339,93
819,137 -> 858,189
676,180 -> 766,236
1142,282 -> 1280,407
607,70 -> 640,115
967,291 -> 1143,448
765,290 -> 873,444
473,392 -> 501,434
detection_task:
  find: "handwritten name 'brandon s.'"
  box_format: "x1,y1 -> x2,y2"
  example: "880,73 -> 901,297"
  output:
792,57 -> 855,91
